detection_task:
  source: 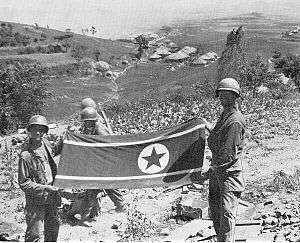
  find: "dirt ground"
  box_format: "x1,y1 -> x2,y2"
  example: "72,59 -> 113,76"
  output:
1,130 -> 300,241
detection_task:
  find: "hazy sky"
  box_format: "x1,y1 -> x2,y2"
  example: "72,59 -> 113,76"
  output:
0,0 -> 299,39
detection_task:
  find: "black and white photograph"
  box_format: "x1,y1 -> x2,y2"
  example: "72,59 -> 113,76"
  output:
0,0 -> 300,241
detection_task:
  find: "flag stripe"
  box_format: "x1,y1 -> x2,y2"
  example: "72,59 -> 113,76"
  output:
64,124 -> 205,147
55,167 -> 202,181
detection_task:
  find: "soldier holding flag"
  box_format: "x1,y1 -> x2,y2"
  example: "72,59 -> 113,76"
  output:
18,115 -> 64,242
203,78 -> 246,242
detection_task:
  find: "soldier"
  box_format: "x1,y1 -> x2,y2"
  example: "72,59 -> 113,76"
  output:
18,115 -> 64,242
68,100 -> 125,219
204,78 -> 246,242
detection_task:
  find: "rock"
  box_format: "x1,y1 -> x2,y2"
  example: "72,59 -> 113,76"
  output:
274,233 -> 286,242
11,138 -> 18,146
168,219 -> 176,224
282,218 -> 291,225
160,228 -> 170,236
180,198 -> 203,220
111,223 -> 119,230
283,229 -> 292,237
181,186 -> 189,194
263,217 -> 278,225
290,217 -> 300,224
121,60 -> 129,65
0,218 -> 23,241
263,201 -> 273,206
18,129 -> 26,134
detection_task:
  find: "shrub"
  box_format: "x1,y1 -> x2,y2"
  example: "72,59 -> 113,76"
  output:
270,169 -> 300,192
19,46 -> 36,54
120,201 -> 156,241
0,23 -> 31,47
274,54 -> 300,89
0,61 -> 50,134
244,55 -> 279,96
70,43 -> 88,60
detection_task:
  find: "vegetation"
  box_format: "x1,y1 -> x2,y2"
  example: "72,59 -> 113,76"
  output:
0,60 -> 49,134
244,55 -> 280,96
70,43 -> 88,60
0,22 -> 31,47
120,200 -> 156,241
274,54 -> 300,89
217,26 -> 247,83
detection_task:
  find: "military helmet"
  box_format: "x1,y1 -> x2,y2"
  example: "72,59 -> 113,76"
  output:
80,107 -> 99,121
81,98 -> 97,110
27,115 -> 49,132
216,78 -> 241,97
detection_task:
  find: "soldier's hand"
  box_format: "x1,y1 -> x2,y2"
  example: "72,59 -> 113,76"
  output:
202,118 -> 213,132
201,168 -> 210,181
44,185 -> 59,192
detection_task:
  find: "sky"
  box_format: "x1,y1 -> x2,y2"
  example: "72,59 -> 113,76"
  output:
0,0 -> 299,39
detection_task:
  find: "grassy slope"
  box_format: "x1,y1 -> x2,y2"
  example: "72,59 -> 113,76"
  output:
0,21 -> 135,66
1,15 -> 299,122
117,14 -> 299,102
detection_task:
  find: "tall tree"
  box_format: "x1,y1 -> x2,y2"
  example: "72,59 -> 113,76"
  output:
217,26 -> 248,83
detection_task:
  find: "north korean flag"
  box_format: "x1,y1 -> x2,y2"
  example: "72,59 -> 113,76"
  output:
54,118 -> 206,189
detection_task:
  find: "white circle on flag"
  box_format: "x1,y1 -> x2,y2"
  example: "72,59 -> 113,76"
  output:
138,143 -> 169,174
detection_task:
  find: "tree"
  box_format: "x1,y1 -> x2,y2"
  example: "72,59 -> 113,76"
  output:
274,54 -> 300,89
0,61 -> 49,134
135,35 -> 149,49
70,44 -> 88,60
217,26 -> 248,84
244,55 -> 278,96
94,50 -> 101,61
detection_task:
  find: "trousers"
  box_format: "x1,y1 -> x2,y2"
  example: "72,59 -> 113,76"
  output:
24,204 -> 59,242
209,170 -> 242,242
67,188 -> 124,218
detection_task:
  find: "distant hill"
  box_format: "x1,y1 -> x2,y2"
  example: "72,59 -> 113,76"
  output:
0,20 -> 135,66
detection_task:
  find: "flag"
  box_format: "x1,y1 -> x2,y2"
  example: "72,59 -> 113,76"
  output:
54,118 -> 206,189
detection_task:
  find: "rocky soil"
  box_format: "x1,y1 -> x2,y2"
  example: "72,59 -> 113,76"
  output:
1,107 -> 300,241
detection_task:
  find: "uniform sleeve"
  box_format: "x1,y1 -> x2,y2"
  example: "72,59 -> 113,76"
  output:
18,154 -> 48,197
216,122 -> 244,167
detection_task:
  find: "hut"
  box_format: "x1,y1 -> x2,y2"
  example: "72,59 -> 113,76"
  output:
155,47 -> 171,57
181,46 -> 197,55
168,42 -> 180,52
191,57 -> 208,66
165,51 -> 189,62
93,61 -> 111,72
149,53 -> 162,61
199,51 -> 219,62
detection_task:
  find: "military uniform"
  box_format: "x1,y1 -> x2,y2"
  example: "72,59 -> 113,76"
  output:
207,107 -> 245,242
18,138 -> 63,242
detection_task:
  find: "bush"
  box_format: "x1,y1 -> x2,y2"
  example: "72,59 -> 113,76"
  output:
0,23 -> 31,47
120,201 -> 156,241
0,61 -> 50,134
244,55 -> 279,96
18,46 -> 36,54
70,43 -> 88,60
274,54 -> 300,89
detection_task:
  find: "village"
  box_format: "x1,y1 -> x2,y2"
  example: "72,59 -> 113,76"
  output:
0,6 -> 300,242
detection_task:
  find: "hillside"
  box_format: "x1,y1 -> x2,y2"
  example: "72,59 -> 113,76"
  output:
0,21 -> 135,66
1,13 -> 300,241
